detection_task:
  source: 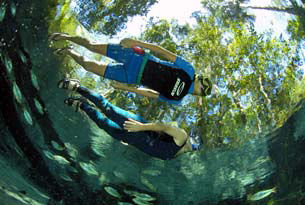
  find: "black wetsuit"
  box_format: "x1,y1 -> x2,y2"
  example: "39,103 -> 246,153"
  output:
141,59 -> 193,101
77,86 -> 187,160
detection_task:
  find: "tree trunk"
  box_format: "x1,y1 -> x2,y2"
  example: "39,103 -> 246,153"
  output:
242,6 -> 299,16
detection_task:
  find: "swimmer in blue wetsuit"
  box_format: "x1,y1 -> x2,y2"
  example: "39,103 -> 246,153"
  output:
57,78 -> 203,160
49,33 -> 212,105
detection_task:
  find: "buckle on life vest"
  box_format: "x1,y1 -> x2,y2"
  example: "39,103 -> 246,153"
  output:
132,46 -> 145,55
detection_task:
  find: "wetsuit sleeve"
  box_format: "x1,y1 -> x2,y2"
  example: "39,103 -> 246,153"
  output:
175,56 -> 195,78
158,94 -> 182,105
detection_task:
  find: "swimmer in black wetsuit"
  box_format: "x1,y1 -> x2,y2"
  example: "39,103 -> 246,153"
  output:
58,78 -> 203,160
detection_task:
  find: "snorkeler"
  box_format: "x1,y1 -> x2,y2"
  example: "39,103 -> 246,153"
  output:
57,78 -> 203,160
49,33 -> 212,105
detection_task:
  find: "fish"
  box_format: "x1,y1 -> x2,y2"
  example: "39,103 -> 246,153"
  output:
79,162 -> 98,176
23,109 -> 33,126
0,3 -> 6,22
247,187 -> 276,201
51,141 -> 65,151
31,72 -> 40,90
123,189 -> 156,202
10,2 -> 16,17
53,155 -> 70,165
34,99 -> 44,115
13,83 -> 23,104
104,186 -> 121,199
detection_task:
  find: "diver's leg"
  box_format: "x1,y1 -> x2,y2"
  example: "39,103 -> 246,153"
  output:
50,33 -> 108,56
77,86 -> 146,126
80,102 -> 153,150
60,48 -> 108,76
66,36 -> 108,56
80,102 -> 126,141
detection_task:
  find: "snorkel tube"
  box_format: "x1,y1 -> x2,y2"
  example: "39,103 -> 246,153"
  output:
197,74 -> 212,97
189,129 -> 203,151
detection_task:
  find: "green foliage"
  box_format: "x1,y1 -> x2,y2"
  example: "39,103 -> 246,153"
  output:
136,14 -> 305,150
287,18 -> 305,40
200,0 -> 255,27
76,0 -> 158,36
80,76 -> 97,89
186,16 -> 227,74
140,18 -> 191,58
201,0 -> 305,42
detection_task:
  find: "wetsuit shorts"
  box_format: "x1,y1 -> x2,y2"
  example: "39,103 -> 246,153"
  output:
104,44 -> 144,84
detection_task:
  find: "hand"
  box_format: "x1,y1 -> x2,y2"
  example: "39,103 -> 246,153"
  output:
49,32 -> 70,41
120,38 -> 136,48
123,118 -> 145,132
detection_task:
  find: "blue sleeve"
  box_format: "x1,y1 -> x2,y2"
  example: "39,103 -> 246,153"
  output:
175,56 -> 195,78
158,95 -> 182,105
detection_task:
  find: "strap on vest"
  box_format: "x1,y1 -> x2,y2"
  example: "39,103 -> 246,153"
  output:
136,54 -> 148,85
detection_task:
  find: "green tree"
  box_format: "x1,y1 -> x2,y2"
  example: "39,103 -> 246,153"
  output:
140,17 -> 191,58
242,0 -> 304,17
76,0 -> 158,36
200,0 -> 255,27
187,15 -> 304,148
200,0 -> 305,40
287,18 -> 305,40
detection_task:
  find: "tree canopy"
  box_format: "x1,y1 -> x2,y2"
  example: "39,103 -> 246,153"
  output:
201,0 -> 305,40
74,0 -> 158,36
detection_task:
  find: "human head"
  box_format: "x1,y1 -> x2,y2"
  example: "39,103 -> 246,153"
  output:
194,74 -> 212,97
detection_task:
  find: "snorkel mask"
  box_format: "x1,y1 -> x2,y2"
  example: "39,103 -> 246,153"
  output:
189,130 -> 203,151
197,74 -> 212,96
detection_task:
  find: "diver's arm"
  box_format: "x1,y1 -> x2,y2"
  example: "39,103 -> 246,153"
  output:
134,87 -> 159,98
120,38 -> 177,62
123,120 -> 188,145
111,82 -> 159,99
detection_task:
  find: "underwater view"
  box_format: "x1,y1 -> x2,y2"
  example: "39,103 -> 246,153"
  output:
0,0 -> 305,204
